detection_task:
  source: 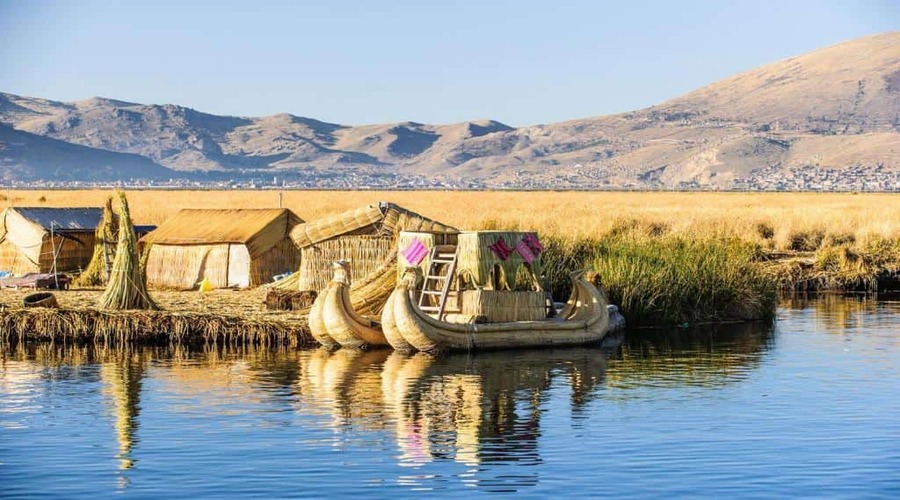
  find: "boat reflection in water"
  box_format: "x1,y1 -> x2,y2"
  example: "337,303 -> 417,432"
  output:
297,348 -> 391,431
2,318 -> 775,493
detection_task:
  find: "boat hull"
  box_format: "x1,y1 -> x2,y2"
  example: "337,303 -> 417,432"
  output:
310,261 -> 389,349
386,271 -> 612,352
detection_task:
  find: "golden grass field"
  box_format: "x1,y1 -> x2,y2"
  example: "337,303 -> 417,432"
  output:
10,190 -> 900,251
3,189 -> 897,336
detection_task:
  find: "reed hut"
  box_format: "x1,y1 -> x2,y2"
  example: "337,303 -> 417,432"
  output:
143,208 -> 303,289
451,230 -> 547,323
289,202 -> 457,293
0,207 -> 102,275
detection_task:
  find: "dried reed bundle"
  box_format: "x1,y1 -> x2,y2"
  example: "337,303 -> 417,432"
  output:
271,270 -> 300,290
73,196 -> 118,287
98,192 -> 158,310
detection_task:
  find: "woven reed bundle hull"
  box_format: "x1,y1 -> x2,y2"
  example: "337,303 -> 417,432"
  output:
308,261 -> 388,349
380,289 -> 414,352
386,269 -> 611,353
308,289 -> 338,350
321,279 -> 388,349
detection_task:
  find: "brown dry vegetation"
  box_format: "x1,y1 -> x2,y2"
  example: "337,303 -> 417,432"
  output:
12,190 -> 900,247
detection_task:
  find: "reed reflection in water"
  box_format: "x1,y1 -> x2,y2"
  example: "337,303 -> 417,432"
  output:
0,319 -> 777,495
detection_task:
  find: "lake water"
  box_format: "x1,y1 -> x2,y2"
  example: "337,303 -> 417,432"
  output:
1,294 -> 898,498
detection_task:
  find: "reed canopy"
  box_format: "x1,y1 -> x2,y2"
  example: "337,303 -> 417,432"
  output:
0,207 -> 102,275
456,231 -> 543,291
287,202 -> 457,294
142,208 -> 303,289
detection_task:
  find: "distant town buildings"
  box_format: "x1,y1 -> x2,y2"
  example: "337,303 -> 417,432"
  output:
2,163 -> 897,192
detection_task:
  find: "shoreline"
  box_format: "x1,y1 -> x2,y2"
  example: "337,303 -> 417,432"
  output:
0,288 -> 313,346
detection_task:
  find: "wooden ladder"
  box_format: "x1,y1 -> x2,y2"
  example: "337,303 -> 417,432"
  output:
418,244 -> 458,319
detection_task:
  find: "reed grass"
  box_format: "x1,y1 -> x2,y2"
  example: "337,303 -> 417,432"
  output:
537,233 -> 777,326
591,236 -> 776,326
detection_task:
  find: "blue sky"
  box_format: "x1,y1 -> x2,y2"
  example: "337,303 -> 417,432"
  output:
1,0 -> 897,126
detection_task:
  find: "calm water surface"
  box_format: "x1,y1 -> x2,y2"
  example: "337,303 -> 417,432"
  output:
1,295 -> 898,498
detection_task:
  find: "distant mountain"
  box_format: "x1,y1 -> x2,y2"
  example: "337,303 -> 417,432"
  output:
1,32 -> 898,189
0,124 -> 176,182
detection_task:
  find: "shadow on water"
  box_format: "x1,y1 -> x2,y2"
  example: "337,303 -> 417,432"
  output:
603,321 -> 777,394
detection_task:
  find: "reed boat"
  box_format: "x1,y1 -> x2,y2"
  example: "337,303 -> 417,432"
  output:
385,268 -> 614,352
308,261 -> 389,349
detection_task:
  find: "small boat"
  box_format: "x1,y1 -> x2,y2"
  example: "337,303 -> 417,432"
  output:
308,261 -> 389,349
385,268 -> 614,352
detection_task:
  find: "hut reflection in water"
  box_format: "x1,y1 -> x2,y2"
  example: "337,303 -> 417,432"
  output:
2,319 -> 775,491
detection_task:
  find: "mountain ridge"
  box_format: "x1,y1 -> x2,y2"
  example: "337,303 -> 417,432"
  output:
1,32 -> 898,189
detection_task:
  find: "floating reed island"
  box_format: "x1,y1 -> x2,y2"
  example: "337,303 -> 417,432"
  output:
1,192 -> 314,347
0,287 -> 314,346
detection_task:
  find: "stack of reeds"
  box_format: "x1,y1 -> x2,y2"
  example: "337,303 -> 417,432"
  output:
270,271 -> 300,290
265,289 -> 317,310
73,196 -> 118,287
97,191 -> 158,310
459,289 -> 547,323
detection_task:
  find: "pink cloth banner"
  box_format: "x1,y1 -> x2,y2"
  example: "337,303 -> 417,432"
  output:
402,238 -> 428,265
488,237 -> 514,261
515,239 -> 535,264
523,233 -> 544,254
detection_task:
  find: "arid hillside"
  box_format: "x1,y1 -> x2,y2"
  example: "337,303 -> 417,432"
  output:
1,32 -> 897,188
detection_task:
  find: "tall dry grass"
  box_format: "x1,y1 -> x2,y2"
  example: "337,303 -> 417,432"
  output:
9,190 -> 900,321
11,190 -> 900,247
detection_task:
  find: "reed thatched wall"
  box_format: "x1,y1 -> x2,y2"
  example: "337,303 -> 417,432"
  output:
250,238 -> 301,286
460,290 -> 547,322
290,203 -> 458,298
143,208 -> 302,290
147,239 -> 299,290
0,233 -> 95,275
298,235 -> 393,292
146,243 -> 228,289
38,233 -> 95,273
396,231 -> 459,282
0,207 -> 100,275
0,239 -> 39,275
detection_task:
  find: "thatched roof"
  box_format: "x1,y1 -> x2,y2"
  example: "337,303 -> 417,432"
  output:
290,202 -> 457,249
5,207 -> 102,232
143,208 -> 304,257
